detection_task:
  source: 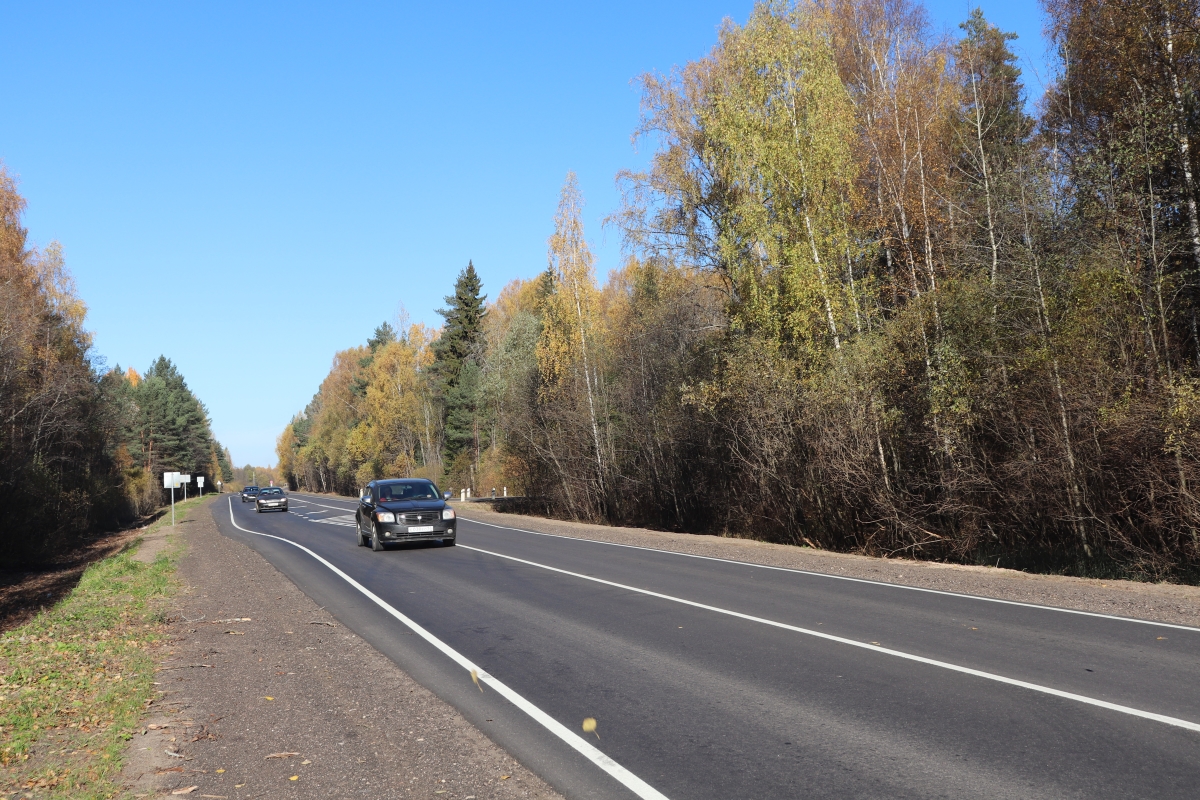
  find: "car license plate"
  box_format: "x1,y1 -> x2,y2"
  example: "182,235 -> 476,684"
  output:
407,525 -> 434,533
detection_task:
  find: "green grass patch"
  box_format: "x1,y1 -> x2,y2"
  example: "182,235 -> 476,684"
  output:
0,496 -> 207,799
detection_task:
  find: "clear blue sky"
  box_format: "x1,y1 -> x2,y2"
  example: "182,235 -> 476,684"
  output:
1,0 -> 1050,467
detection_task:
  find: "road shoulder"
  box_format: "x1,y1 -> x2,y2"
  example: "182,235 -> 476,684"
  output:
455,501 -> 1200,628
123,498 -> 562,799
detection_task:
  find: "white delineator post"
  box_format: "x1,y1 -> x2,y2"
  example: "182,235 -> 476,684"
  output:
197,475 -> 205,497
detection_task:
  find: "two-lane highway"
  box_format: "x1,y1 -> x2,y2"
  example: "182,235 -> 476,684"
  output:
213,493 -> 1200,799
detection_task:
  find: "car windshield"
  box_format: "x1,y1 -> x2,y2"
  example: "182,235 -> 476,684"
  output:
260,488 -> 283,496
245,486 -> 259,492
378,482 -> 439,501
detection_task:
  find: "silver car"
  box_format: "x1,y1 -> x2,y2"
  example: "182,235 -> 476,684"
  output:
255,487 -> 288,512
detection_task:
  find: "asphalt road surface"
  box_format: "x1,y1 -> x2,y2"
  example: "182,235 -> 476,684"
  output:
213,493 -> 1200,799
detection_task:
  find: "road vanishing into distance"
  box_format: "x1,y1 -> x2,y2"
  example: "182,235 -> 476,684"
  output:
213,493 -> 1200,799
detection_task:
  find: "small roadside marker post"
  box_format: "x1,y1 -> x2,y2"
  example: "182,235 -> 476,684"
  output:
197,475 -> 205,497
181,474 -> 191,501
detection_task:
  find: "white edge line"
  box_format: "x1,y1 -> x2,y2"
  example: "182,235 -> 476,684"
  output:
456,516 -> 1200,633
224,499 -> 669,800
455,543 -> 1200,734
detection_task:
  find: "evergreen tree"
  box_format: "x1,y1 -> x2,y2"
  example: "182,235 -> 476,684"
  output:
432,262 -> 487,469
136,356 -> 216,480
368,322 -> 397,351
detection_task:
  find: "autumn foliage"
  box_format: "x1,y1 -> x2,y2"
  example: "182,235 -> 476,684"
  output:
283,0 -> 1200,581
0,165 -> 230,564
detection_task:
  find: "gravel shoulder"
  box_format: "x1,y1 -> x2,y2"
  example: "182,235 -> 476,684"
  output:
454,500 -> 1200,629
123,498 -> 562,800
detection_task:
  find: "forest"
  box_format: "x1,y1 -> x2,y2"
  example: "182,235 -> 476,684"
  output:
280,0 -> 1200,581
0,166 -> 232,565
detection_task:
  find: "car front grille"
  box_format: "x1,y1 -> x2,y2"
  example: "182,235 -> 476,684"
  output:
399,511 -> 439,525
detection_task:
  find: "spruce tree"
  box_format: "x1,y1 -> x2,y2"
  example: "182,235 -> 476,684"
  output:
432,262 -> 487,469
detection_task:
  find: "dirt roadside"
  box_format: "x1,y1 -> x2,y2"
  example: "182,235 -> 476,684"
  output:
122,499 -> 562,800
453,501 -> 1200,628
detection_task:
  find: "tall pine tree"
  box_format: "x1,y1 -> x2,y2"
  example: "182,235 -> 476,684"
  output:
432,262 -> 487,473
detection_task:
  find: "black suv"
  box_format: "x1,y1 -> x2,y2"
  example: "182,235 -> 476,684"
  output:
241,486 -> 260,503
356,479 -> 454,551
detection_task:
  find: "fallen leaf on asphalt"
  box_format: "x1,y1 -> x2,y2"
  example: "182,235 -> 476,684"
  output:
234,784 -> 245,788
200,795 -> 228,799
1158,636 -> 1168,640
148,724 -> 167,730
215,768 -> 225,774
225,631 -> 244,635
265,752 -> 300,759
308,621 -> 334,626
165,750 -> 184,758
471,669 -> 483,692
171,787 -> 198,795
500,775 -> 510,780
289,775 -> 299,781
301,759 -> 311,765
264,696 -> 274,701
583,718 -> 599,739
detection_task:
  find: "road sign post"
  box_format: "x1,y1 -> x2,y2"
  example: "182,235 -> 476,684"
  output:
181,474 -> 191,501
217,480 -> 222,494
197,476 -> 205,497
163,471 -> 181,526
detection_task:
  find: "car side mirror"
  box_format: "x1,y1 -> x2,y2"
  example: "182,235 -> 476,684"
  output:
443,491 -> 451,500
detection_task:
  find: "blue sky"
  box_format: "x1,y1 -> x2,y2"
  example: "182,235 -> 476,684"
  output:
1,0 -> 1051,467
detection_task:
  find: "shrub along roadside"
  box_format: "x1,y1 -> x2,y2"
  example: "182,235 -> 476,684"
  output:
0,496 -> 204,798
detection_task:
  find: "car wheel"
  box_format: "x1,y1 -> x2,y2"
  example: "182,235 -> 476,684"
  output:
370,524 -> 385,552
356,520 -> 367,547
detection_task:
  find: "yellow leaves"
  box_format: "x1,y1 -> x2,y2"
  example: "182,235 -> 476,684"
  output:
538,173 -> 605,396
582,717 -> 599,739
470,669 -> 484,692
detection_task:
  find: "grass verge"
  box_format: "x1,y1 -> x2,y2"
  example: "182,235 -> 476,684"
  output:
0,496 -> 206,799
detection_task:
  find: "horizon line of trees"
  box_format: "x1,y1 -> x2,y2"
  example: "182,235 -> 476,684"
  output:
1,164 -> 233,566
281,0 -> 1200,581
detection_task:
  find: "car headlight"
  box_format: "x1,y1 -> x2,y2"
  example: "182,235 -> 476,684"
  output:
442,507 -> 455,520
375,511 -> 395,523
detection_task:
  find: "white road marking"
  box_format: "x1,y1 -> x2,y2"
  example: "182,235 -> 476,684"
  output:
225,499 -> 669,800
460,517 -> 1200,633
290,495 -> 359,512
456,543 -> 1200,735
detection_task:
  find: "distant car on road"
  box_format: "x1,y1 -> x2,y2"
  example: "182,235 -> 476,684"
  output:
256,486 -> 288,513
356,478 -> 455,551
241,485 -> 260,503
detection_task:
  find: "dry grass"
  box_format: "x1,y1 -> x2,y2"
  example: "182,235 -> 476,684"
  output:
0,497 -> 204,799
